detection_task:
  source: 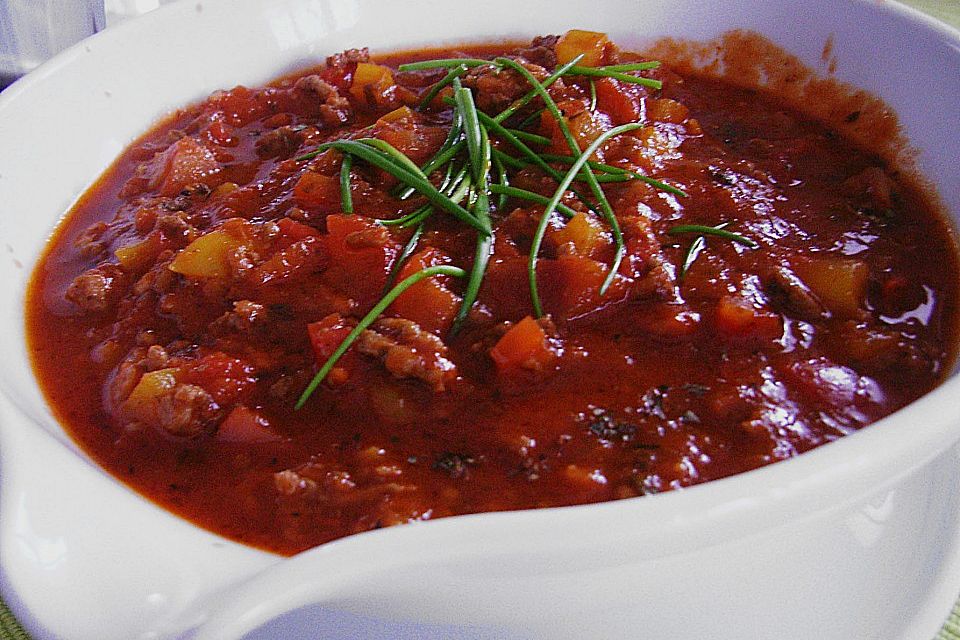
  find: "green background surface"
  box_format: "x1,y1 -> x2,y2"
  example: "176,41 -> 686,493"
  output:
2,1 -> 960,638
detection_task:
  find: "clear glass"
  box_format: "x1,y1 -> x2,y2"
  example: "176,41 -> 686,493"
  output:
0,0 -> 106,88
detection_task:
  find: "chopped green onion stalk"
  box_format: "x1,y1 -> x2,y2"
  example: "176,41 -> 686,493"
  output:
565,65 -> 663,89
667,224 -> 759,249
398,58 -> 496,71
506,128 -> 551,147
313,139 -> 488,234
339,154 -> 353,214
539,153 -> 688,197
451,84 -> 493,335
488,184 -> 578,219
600,61 -> 661,72
492,153 -> 509,210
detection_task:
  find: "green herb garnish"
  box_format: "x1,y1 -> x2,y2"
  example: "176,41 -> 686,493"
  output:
384,223 -> 426,290
398,58 -> 497,71
451,82 -> 494,334
488,184 -> 579,219
667,224 -> 759,248
339,154 -> 353,214
565,65 -> 663,89
306,139 -> 488,234
669,223 -> 759,280
600,61 -> 662,72
295,45 -> 674,406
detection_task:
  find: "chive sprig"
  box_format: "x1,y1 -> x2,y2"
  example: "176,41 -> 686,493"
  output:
294,45 -> 688,406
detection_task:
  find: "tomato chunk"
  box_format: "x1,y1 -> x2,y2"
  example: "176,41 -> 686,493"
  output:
277,218 -> 320,243
323,215 -> 397,308
307,313 -> 357,386
308,313 -> 354,362
251,236 -> 327,286
180,352 -> 257,406
293,172 -> 342,211
151,137 -> 222,197
594,77 -> 643,125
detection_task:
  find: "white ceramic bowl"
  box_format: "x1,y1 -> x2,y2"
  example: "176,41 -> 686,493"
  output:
2,1 -> 960,638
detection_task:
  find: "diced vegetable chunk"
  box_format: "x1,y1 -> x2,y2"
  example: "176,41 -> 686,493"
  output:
277,217 -> 319,243
308,313 -> 354,362
647,98 -> 689,124
217,405 -> 281,443
152,137 -> 221,197
251,236 -> 326,286
793,257 -> 869,318
214,85 -> 269,126
390,248 -> 461,335
125,368 -> 180,410
179,352 -> 257,405
350,63 -> 394,102
594,78 -> 642,125
115,233 -> 163,273
551,212 -> 610,258
545,255 -> 624,318
556,29 -> 610,67
568,110 -> 609,155
169,229 -> 242,278
490,316 -> 558,375
323,214 -> 396,307
714,296 -> 783,340
293,172 -> 342,210
377,106 -> 414,125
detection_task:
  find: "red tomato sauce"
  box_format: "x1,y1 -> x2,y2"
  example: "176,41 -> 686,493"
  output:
27,32 -> 960,555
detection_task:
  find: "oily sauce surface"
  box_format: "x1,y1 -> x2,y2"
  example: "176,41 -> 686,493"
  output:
27,34 -> 959,554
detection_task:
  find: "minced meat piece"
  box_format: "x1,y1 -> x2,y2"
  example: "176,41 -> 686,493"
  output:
73,222 -> 109,258
516,35 -> 560,70
153,383 -> 219,437
255,125 -> 310,158
65,263 -> 128,313
296,74 -> 352,126
356,317 -> 458,391
462,59 -> 552,114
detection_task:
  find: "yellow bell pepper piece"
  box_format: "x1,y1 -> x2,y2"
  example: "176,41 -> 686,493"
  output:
556,29 -> 610,67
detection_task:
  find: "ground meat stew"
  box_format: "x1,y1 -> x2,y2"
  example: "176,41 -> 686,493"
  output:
27,31 -> 960,555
